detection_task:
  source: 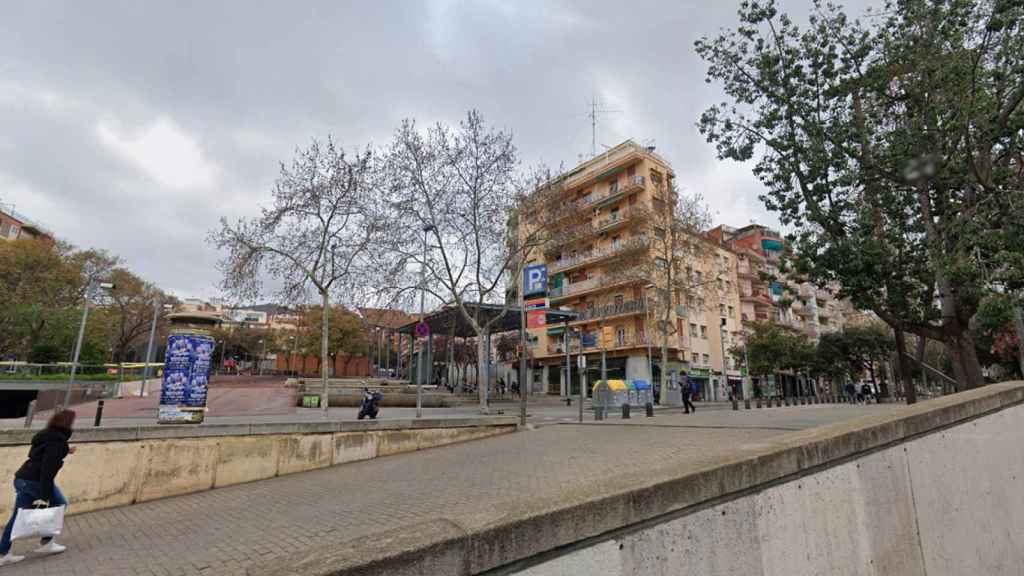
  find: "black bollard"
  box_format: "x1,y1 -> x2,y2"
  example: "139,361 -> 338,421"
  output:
645,402 -> 654,417
621,403 -> 631,419
94,400 -> 105,427
744,398 -> 751,410
756,398 -> 762,409
731,398 -> 739,410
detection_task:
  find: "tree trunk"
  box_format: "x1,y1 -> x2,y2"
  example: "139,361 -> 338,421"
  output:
945,327 -> 985,391
320,291 -> 330,414
1013,303 -> 1024,378
894,326 -> 915,404
476,334 -> 488,414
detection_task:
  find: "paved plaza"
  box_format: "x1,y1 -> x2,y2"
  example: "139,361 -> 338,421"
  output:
1,403 -> 898,576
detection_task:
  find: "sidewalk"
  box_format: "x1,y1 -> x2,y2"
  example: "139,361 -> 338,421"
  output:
0,404 -> 898,576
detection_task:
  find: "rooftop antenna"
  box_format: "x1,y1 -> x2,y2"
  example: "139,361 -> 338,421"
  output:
575,96 -> 621,158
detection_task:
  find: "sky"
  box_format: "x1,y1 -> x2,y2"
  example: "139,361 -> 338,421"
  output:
0,0 -> 876,301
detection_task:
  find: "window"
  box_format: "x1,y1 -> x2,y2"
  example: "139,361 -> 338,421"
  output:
614,294 -> 624,307
726,280 -> 733,292
627,165 -> 635,178
728,306 -> 735,317
611,235 -> 621,249
0,221 -> 8,238
609,180 -> 619,194
700,325 -> 708,339
655,257 -> 668,269
650,170 -> 663,186
692,351 -> 700,363
719,304 -> 726,316
695,271 -> 703,283
654,227 -> 665,239
628,193 -> 638,205
718,278 -> 724,290
703,353 -> 710,365
615,327 -> 626,347
689,323 -> 698,337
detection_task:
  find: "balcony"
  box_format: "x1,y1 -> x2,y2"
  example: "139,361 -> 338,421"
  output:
741,290 -> 773,307
549,266 -> 646,301
595,205 -> 649,234
550,238 -> 649,274
592,175 -> 646,209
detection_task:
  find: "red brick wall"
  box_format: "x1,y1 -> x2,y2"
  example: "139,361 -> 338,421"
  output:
276,354 -> 369,377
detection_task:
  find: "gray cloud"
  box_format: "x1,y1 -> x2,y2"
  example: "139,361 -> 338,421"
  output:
0,0 -> 876,300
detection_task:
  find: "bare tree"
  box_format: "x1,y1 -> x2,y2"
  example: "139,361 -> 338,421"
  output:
209,138 -> 379,413
375,111 -> 565,413
642,179 -> 713,404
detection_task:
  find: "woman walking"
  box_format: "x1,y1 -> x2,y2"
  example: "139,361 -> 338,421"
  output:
0,409 -> 76,566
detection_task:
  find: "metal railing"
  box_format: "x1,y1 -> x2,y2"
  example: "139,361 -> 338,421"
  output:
550,237 -> 648,273
575,299 -> 646,322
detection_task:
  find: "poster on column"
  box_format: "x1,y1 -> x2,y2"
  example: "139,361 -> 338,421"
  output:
157,331 -> 215,424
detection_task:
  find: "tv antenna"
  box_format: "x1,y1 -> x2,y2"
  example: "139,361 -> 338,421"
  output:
575,96 -> 621,158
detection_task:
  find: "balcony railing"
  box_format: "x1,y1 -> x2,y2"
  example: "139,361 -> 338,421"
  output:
550,237 -> 649,274
592,175 -> 645,207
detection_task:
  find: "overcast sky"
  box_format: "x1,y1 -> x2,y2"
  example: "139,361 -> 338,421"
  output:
0,0 -> 875,301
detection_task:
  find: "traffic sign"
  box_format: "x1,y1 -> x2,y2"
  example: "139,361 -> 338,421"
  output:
415,322 -> 429,338
523,264 -> 548,296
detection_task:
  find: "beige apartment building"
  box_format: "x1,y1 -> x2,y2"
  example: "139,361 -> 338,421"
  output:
521,141 -> 743,401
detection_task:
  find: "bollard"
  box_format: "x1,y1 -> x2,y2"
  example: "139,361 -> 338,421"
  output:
645,402 -> 654,417
731,398 -> 739,410
756,398 -> 762,409
94,400 -> 105,427
23,400 -> 37,429
594,406 -> 605,421
744,398 -> 751,410
621,403 -> 631,419
565,397 -> 572,407
784,397 -> 791,406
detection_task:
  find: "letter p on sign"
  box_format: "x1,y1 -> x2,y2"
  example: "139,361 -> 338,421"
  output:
523,265 -> 547,297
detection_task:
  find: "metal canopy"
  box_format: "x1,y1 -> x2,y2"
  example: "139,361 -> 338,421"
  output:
397,303 -> 577,338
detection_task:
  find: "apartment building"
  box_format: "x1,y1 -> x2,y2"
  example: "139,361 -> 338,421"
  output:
518,140 -> 745,400
0,200 -> 53,242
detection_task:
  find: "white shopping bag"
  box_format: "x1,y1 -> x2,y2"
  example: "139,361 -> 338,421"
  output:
10,505 -> 65,541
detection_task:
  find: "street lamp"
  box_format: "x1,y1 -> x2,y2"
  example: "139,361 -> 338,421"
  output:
64,281 -> 116,406
644,283 -> 656,403
417,223 -> 436,418
258,338 -> 266,376
140,301 -> 173,397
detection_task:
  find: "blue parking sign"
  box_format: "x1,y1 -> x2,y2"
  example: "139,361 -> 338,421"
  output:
523,264 -> 548,296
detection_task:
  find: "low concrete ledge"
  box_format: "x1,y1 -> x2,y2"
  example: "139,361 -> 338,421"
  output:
0,417 -> 518,519
251,382 -> 1024,576
0,416 -> 518,446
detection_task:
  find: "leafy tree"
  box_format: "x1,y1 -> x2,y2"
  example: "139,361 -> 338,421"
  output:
293,306 -> 369,375
697,0 -> 1024,393
816,323 -> 895,393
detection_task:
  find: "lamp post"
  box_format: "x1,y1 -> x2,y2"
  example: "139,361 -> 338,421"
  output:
141,301 -> 173,397
288,335 -> 297,376
258,339 -> 266,376
644,283 -> 656,402
64,281 -> 115,406
418,223 -> 435,418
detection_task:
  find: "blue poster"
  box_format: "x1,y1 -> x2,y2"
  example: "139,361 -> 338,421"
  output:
158,332 -> 215,424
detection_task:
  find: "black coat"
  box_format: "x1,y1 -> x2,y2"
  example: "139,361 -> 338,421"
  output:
15,427 -> 72,502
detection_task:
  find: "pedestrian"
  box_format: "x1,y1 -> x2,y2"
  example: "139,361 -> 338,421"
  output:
1,409 -> 76,566
683,377 -> 696,414
861,382 -> 873,404
497,377 -> 505,397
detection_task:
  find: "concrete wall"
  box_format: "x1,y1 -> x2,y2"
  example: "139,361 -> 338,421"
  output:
253,382 -> 1024,576
0,418 -> 515,519
519,397 -> 1024,576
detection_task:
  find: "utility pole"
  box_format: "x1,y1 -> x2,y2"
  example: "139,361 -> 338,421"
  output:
140,299 -> 161,397
64,282 -> 115,406
719,317 -> 730,402
417,224 -> 435,418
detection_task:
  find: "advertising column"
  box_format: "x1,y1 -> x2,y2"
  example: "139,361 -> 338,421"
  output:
158,330 -> 215,424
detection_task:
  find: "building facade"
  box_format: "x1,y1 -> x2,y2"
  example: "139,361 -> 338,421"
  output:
519,141 -> 744,400
0,201 -> 53,242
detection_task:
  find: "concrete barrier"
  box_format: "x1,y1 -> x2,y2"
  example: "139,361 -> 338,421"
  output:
0,417 -> 516,518
253,382 -> 1024,576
